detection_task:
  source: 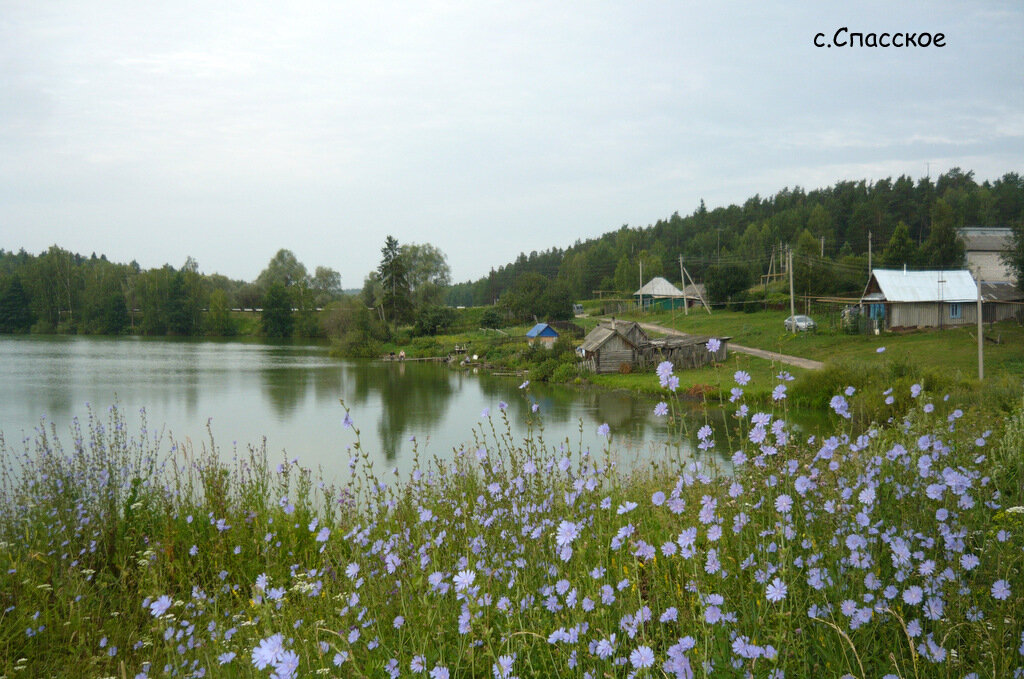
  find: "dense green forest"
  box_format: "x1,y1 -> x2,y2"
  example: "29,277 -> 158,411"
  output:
0,248 -> 342,337
446,169 -> 1024,306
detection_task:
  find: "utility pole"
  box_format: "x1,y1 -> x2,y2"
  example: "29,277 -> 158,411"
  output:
682,266 -> 711,314
788,246 -> 796,334
976,266 -> 984,381
679,254 -> 688,316
868,231 -> 872,275
821,237 -> 825,258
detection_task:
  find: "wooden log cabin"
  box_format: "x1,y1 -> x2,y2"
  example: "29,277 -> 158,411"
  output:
579,320 -> 644,374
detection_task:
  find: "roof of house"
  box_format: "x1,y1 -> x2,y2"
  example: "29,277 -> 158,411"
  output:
580,325 -> 638,353
647,335 -> 729,349
526,323 -> 559,338
981,281 -> 1024,302
866,269 -> 978,303
958,227 -> 1013,252
634,277 -> 685,298
681,283 -> 706,299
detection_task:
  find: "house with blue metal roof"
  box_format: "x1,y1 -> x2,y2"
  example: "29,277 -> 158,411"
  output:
526,322 -> 559,348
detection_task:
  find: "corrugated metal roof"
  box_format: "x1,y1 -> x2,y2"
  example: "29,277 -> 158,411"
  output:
526,323 -> 558,338
634,277 -> 684,298
869,269 -> 978,303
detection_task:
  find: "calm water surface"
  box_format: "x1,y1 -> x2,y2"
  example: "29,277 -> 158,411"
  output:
0,336 -> 721,483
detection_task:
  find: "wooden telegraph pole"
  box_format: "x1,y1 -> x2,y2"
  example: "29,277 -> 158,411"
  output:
679,254 -> 688,316
976,266 -> 984,381
788,246 -> 796,334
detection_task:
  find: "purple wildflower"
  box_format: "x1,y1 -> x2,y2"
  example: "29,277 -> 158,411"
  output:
453,569 -> 476,592
766,577 -> 787,602
252,634 -> 285,670
630,645 -> 655,669
149,595 -> 172,618
992,580 -> 1011,600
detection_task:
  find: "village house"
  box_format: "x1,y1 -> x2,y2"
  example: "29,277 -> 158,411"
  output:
633,277 -> 686,311
958,227 -> 1015,283
860,269 -> 979,330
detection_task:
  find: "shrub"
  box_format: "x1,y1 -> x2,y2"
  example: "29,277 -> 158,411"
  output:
529,356 -> 561,382
550,362 -> 577,383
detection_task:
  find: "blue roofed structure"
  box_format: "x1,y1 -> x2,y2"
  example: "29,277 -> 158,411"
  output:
526,323 -> 559,347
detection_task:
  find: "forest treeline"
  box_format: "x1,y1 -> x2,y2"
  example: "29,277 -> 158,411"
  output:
446,169 -> 1024,306
0,248 -> 342,337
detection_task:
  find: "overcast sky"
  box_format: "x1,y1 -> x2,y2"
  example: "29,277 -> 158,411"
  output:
1,1 -> 1021,286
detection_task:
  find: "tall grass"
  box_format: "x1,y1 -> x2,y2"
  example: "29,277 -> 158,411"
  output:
1,365 -> 1022,678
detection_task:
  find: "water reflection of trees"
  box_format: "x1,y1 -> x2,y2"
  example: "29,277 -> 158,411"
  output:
259,349 -> 313,418
260,346 -> 345,419
476,377 -> 655,436
340,362 -> 454,461
330,360 -> 831,469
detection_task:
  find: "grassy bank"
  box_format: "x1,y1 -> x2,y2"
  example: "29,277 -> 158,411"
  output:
623,308 -> 1024,414
628,308 -> 1024,381
2,363 -> 1022,678
589,354 -> 806,401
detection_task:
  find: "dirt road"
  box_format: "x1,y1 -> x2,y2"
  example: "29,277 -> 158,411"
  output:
636,322 -> 825,371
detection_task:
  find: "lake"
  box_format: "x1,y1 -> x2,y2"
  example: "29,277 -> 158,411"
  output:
0,336 -> 725,484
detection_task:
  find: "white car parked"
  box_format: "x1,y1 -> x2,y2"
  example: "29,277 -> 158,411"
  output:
784,315 -> 817,332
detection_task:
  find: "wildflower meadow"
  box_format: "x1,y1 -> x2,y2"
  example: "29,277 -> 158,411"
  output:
1,345 -> 1023,678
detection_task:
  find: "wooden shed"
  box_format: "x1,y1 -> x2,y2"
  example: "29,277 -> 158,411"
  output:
639,335 -> 729,370
981,282 -> 1024,323
579,325 -> 640,374
526,322 -> 559,348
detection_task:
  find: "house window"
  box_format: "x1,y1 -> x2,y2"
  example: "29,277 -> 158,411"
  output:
949,303 -> 962,319
869,304 -> 885,320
